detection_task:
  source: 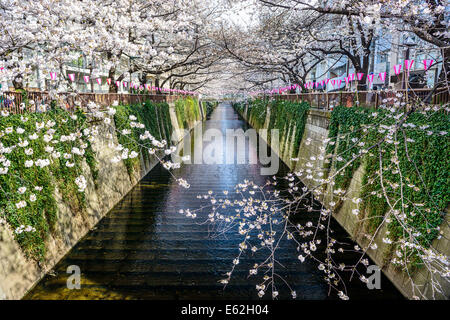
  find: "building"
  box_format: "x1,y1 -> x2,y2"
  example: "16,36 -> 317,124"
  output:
305,33 -> 442,92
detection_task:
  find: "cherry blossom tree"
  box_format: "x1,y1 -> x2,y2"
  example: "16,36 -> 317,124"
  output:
257,0 -> 449,89
0,0 -> 225,93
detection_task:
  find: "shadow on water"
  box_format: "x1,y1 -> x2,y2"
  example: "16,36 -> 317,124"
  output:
24,104 -> 403,300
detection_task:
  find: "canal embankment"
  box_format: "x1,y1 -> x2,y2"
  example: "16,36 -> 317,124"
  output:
233,98 -> 450,300
0,97 -> 212,300
23,104 -> 402,300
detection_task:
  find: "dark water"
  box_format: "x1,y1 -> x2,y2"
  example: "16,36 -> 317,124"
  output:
24,104 -> 402,300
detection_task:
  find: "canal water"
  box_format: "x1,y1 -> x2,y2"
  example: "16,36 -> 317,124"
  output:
25,104 -> 402,300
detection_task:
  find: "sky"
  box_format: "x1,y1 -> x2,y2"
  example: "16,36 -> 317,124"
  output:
222,0 -> 258,30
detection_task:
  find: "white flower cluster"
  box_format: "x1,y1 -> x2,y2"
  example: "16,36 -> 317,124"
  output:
15,201 -> 27,209
162,161 -> 181,170
75,175 -> 88,192
14,225 -> 36,234
35,159 -> 51,168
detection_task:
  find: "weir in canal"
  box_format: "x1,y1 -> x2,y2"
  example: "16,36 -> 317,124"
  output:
25,104 -> 402,300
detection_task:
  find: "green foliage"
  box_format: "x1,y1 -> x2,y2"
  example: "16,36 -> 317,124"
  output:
201,101 -> 218,117
113,100 -> 173,179
363,111 -> 448,245
175,96 -> 201,129
1,96 -> 193,261
0,108 -> 96,260
159,102 -> 173,144
235,98 -> 310,159
231,101 -> 247,118
266,100 -> 309,157
326,105 -> 449,266
325,105 -> 371,190
113,104 -> 141,176
247,98 -> 268,128
84,140 -> 98,182
0,95 -> 191,261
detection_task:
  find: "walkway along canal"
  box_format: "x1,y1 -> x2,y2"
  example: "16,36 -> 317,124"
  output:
24,104 -> 402,300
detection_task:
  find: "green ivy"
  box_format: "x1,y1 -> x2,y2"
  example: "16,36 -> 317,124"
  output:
233,98 -> 309,159
113,98 -> 196,181
0,96 -> 195,261
267,100 -> 309,157
174,96 -> 201,129
231,101 -> 246,116
247,98 -> 268,128
113,100 -> 173,179
0,108 -> 96,260
201,101 -> 218,117
326,105 -> 449,267
325,105 -> 371,190
158,102 -> 173,144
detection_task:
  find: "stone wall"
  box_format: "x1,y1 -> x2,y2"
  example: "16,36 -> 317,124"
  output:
237,104 -> 449,300
0,102 -> 202,300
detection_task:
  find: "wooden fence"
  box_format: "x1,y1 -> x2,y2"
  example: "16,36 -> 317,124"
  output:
268,88 -> 449,111
0,91 -> 189,114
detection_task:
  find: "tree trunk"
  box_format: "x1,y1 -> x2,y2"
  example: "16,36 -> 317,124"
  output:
155,78 -> 161,93
108,67 -> 118,93
356,58 -> 369,91
89,66 -> 94,93
12,74 -> 24,90
437,47 -> 449,89
139,72 -> 147,86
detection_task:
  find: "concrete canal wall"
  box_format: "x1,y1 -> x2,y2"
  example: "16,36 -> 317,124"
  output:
237,103 -> 449,300
0,99 -> 206,300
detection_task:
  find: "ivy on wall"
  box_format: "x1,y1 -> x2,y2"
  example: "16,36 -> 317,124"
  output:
115,97 -> 200,181
267,100 -> 309,157
326,105 -> 449,267
175,96 -> 201,129
235,98 -> 448,268
201,101 -> 218,117
159,102 -> 174,144
113,100 -> 173,179
0,108 -> 96,260
325,105 -> 370,190
0,96 -> 200,261
231,101 -> 246,116
233,98 -> 310,159
247,98 -> 268,128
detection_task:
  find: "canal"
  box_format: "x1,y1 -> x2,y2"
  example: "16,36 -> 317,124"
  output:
24,104 -> 402,300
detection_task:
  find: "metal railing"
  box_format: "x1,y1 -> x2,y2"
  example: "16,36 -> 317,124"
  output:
267,88 -> 449,111
0,91 -> 188,114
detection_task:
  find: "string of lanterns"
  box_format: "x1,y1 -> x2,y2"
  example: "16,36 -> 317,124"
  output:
0,68 -> 197,95
63,74 -> 197,95
249,59 -> 435,95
